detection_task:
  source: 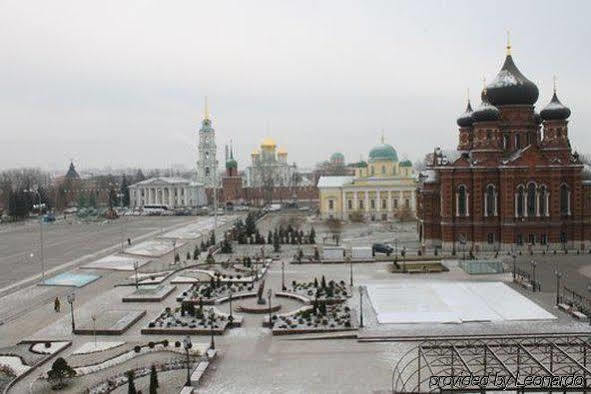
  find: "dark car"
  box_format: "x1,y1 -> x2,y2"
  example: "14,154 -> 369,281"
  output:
372,243 -> 393,256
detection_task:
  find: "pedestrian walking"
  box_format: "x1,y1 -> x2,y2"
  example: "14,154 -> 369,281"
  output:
54,297 -> 61,312
127,238 -> 132,246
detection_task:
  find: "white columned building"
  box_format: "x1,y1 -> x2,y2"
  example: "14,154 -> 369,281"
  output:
129,177 -> 207,209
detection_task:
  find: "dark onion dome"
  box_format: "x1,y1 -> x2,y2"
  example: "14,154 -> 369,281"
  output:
457,101 -> 474,127
472,92 -> 500,122
540,92 -> 571,121
399,159 -> 413,167
533,112 -> 542,125
483,54 -> 539,106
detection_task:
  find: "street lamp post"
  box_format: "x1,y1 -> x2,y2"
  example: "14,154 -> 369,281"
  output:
27,188 -> 46,283
209,308 -> 216,350
267,289 -> 273,328
172,239 -> 177,265
348,256 -> 353,287
133,261 -> 139,290
281,261 -> 286,291
359,286 -> 364,328
117,192 -> 124,252
530,260 -> 537,292
182,336 -> 192,386
91,314 -> 97,348
66,293 -> 76,333
228,287 -> 233,322
554,269 -> 563,306
512,253 -> 517,280
394,239 -> 398,259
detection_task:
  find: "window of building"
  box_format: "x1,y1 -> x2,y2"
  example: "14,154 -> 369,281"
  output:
371,166 -> 375,176
348,200 -> 353,210
516,234 -> 523,245
515,134 -> 521,149
527,183 -> 536,217
503,134 -> 509,150
485,185 -> 495,216
370,199 -> 375,209
486,130 -> 492,140
328,200 -> 334,210
405,199 -> 410,208
457,185 -> 467,216
394,199 -> 398,209
359,200 -> 364,210
539,185 -> 547,216
382,165 -> 386,175
540,234 -> 547,245
560,231 -> 567,244
528,233 -> 535,245
205,167 -> 210,176
560,184 -> 570,215
382,199 -> 387,209
381,213 -> 387,221
205,151 -> 209,158
487,233 -> 494,244
516,186 -> 525,217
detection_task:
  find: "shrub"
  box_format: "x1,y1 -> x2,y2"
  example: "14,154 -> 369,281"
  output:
134,345 -> 141,353
175,341 -> 181,348
148,341 -> 155,349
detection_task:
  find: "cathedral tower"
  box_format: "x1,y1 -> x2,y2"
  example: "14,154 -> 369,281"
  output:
196,98 -> 219,187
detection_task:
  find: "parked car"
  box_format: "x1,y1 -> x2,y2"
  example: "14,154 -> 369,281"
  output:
372,243 -> 393,256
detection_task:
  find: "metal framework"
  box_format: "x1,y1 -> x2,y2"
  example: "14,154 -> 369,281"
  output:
392,335 -> 591,392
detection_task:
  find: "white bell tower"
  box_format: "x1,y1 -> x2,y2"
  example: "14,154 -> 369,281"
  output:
196,97 -> 218,187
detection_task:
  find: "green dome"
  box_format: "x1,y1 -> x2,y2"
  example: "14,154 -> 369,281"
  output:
399,160 -> 412,167
330,152 -> 345,162
369,143 -> 398,162
226,159 -> 237,169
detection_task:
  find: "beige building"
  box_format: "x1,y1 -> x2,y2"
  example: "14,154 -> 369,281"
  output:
318,139 -> 416,221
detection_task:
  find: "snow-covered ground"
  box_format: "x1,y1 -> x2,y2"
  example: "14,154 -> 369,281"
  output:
0,356 -> 30,376
366,281 -> 556,324
162,216 -> 238,239
73,341 -> 125,355
30,341 -> 70,355
41,272 -> 101,288
81,255 -> 151,271
124,239 -> 185,257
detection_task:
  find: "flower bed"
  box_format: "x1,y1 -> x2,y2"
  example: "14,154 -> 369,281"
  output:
142,305 -> 234,335
290,277 -> 350,303
176,280 -> 255,304
269,304 -> 355,335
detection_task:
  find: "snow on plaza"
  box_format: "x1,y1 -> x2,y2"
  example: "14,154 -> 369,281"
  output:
366,281 -> 556,324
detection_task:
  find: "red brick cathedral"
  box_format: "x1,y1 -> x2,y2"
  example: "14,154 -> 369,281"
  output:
417,44 -> 591,252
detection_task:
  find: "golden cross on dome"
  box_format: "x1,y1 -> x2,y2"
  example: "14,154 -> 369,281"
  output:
380,129 -> 385,144
203,96 -> 210,120
466,88 -> 470,104
506,30 -> 511,55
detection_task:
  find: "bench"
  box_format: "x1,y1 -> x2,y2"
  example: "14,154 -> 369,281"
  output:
190,361 -> 210,386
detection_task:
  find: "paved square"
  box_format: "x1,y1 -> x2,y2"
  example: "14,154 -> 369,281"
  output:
81,254 -> 151,271
124,239 -> 184,257
366,281 -> 556,324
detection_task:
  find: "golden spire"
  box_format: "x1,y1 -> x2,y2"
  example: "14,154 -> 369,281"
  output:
506,30 -> 511,55
553,75 -> 557,93
204,96 -> 210,120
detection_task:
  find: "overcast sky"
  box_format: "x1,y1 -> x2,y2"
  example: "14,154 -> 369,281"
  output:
1,0 -> 590,172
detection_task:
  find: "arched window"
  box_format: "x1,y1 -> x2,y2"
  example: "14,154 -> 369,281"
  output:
516,185 -> 525,217
527,183 -> 536,217
503,134 -> 509,150
485,185 -> 495,216
381,165 -> 386,175
515,134 -> 521,149
457,185 -> 467,216
560,184 -> 570,215
371,166 -> 375,176
538,185 -> 547,216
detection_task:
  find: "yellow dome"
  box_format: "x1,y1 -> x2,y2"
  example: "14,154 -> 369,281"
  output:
261,137 -> 276,148
277,147 -> 287,155
251,149 -> 260,156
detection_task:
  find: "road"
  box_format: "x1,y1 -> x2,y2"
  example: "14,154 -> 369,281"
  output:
0,216 -> 197,290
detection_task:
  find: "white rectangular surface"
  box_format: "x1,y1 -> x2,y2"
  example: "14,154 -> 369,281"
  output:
366,281 -> 555,324
82,255 -> 151,271
323,247 -> 344,260
352,247 -> 372,259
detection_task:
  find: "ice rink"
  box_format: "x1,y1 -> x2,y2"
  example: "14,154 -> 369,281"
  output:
366,281 -> 556,324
